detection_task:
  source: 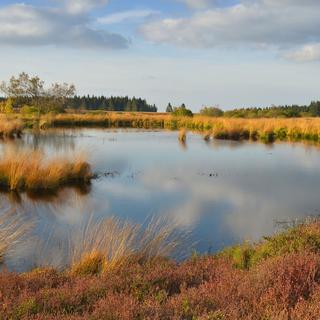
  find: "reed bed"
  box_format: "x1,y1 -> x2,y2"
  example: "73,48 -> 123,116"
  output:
4,111 -> 320,143
0,116 -> 23,138
0,150 -> 92,192
31,113 -> 320,143
70,215 -> 184,275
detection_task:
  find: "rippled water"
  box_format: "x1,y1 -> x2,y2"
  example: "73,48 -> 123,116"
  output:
1,129 -> 320,271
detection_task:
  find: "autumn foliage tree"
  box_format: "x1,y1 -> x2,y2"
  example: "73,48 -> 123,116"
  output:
0,72 -> 76,115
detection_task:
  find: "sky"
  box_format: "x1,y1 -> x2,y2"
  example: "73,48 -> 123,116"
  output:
0,0 -> 320,111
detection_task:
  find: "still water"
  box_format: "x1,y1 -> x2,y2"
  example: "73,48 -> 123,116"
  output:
1,129 -> 320,271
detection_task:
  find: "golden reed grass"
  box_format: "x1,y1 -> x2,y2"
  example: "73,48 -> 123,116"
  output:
178,129 -> 187,142
0,116 -> 23,138
6,111 -> 320,144
29,113 -> 320,143
0,150 -> 92,192
69,215 -> 184,275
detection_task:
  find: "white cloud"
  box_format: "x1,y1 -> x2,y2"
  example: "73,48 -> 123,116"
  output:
0,3 -> 128,49
285,44 -> 320,62
141,1 -> 320,58
176,0 -> 216,9
60,0 -> 109,14
97,9 -> 160,25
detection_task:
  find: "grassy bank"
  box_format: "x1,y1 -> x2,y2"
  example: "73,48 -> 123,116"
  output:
0,220 -> 320,319
0,150 -> 92,192
3,112 -> 320,143
25,113 -> 320,144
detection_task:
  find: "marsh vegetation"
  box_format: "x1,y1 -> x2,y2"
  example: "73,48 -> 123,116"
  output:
0,116 -> 23,139
0,218 -> 320,319
1,72 -> 320,319
30,113 -> 320,144
0,150 -> 92,192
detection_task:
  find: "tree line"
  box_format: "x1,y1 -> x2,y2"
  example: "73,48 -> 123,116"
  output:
198,103 -> 320,118
0,73 -> 157,114
1,72 -> 319,117
69,96 -> 157,112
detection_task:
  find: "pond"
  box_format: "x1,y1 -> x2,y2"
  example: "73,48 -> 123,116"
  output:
1,129 -> 320,271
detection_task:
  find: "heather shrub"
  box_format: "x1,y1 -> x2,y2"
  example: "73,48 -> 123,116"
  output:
13,298 -> 40,319
91,294 -> 139,320
221,222 -> 320,268
1,222 -> 320,319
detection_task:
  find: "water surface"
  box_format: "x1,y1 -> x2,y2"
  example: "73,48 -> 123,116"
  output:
1,129 -> 320,271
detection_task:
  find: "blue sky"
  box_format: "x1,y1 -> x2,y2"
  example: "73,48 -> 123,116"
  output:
0,0 -> 320,111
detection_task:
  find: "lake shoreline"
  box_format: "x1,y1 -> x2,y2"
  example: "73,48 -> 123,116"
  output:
10,112 -> 320,145
1,221 -> 320,319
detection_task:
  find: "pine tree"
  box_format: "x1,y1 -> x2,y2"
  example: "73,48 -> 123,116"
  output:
166,103 -> 173,113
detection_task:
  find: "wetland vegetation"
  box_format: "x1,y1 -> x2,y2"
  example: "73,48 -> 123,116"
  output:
0,150 -> 92,192
1,72 -> 320,319
26,113 -> 320,144
0,219 -> 320,319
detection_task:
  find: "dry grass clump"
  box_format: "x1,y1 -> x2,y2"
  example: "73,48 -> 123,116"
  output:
203,131 -> 212,141
70,215 -> 184,276
0,150 -> 92,192
178,129 -> 187,143
0,117 -> 23,138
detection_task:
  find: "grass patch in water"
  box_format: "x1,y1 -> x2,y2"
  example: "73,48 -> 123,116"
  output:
0,150 -> 92,192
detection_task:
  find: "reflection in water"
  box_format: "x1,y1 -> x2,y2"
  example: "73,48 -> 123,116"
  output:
1,129 -> 320,271
1,185 -> 91,205
179,139 -> 188,150
0,129 -> 77,154
26,129 -> 76,152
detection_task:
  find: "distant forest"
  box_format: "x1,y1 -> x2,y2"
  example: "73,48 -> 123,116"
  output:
225,102 -> 320,118
200,102 -> 320,118
68,96 -> 158,112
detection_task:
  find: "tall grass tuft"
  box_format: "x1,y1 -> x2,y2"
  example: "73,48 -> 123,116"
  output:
0,150 -> 92,192
178,129 -> 187,143
70,215 -> 185,275
0,116 -> 23,138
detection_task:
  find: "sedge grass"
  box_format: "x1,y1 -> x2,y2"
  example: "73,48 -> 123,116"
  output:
37,113 -> 320,143
69,215 -> 185,275
0,116 -> 23,138
0,150 -> 92,192
178,129 -> 187,142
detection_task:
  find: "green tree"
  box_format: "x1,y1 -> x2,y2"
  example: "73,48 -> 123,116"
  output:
0,72 -> 76,115
4,98 -> 14,113
172,105 -> 193,117
131,98 -> 138,112
200,106 -> 224,117
309,101 -> 320,117
166,103 -> 173,113
125,101 -> 132,111
108,100 -> 115,111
